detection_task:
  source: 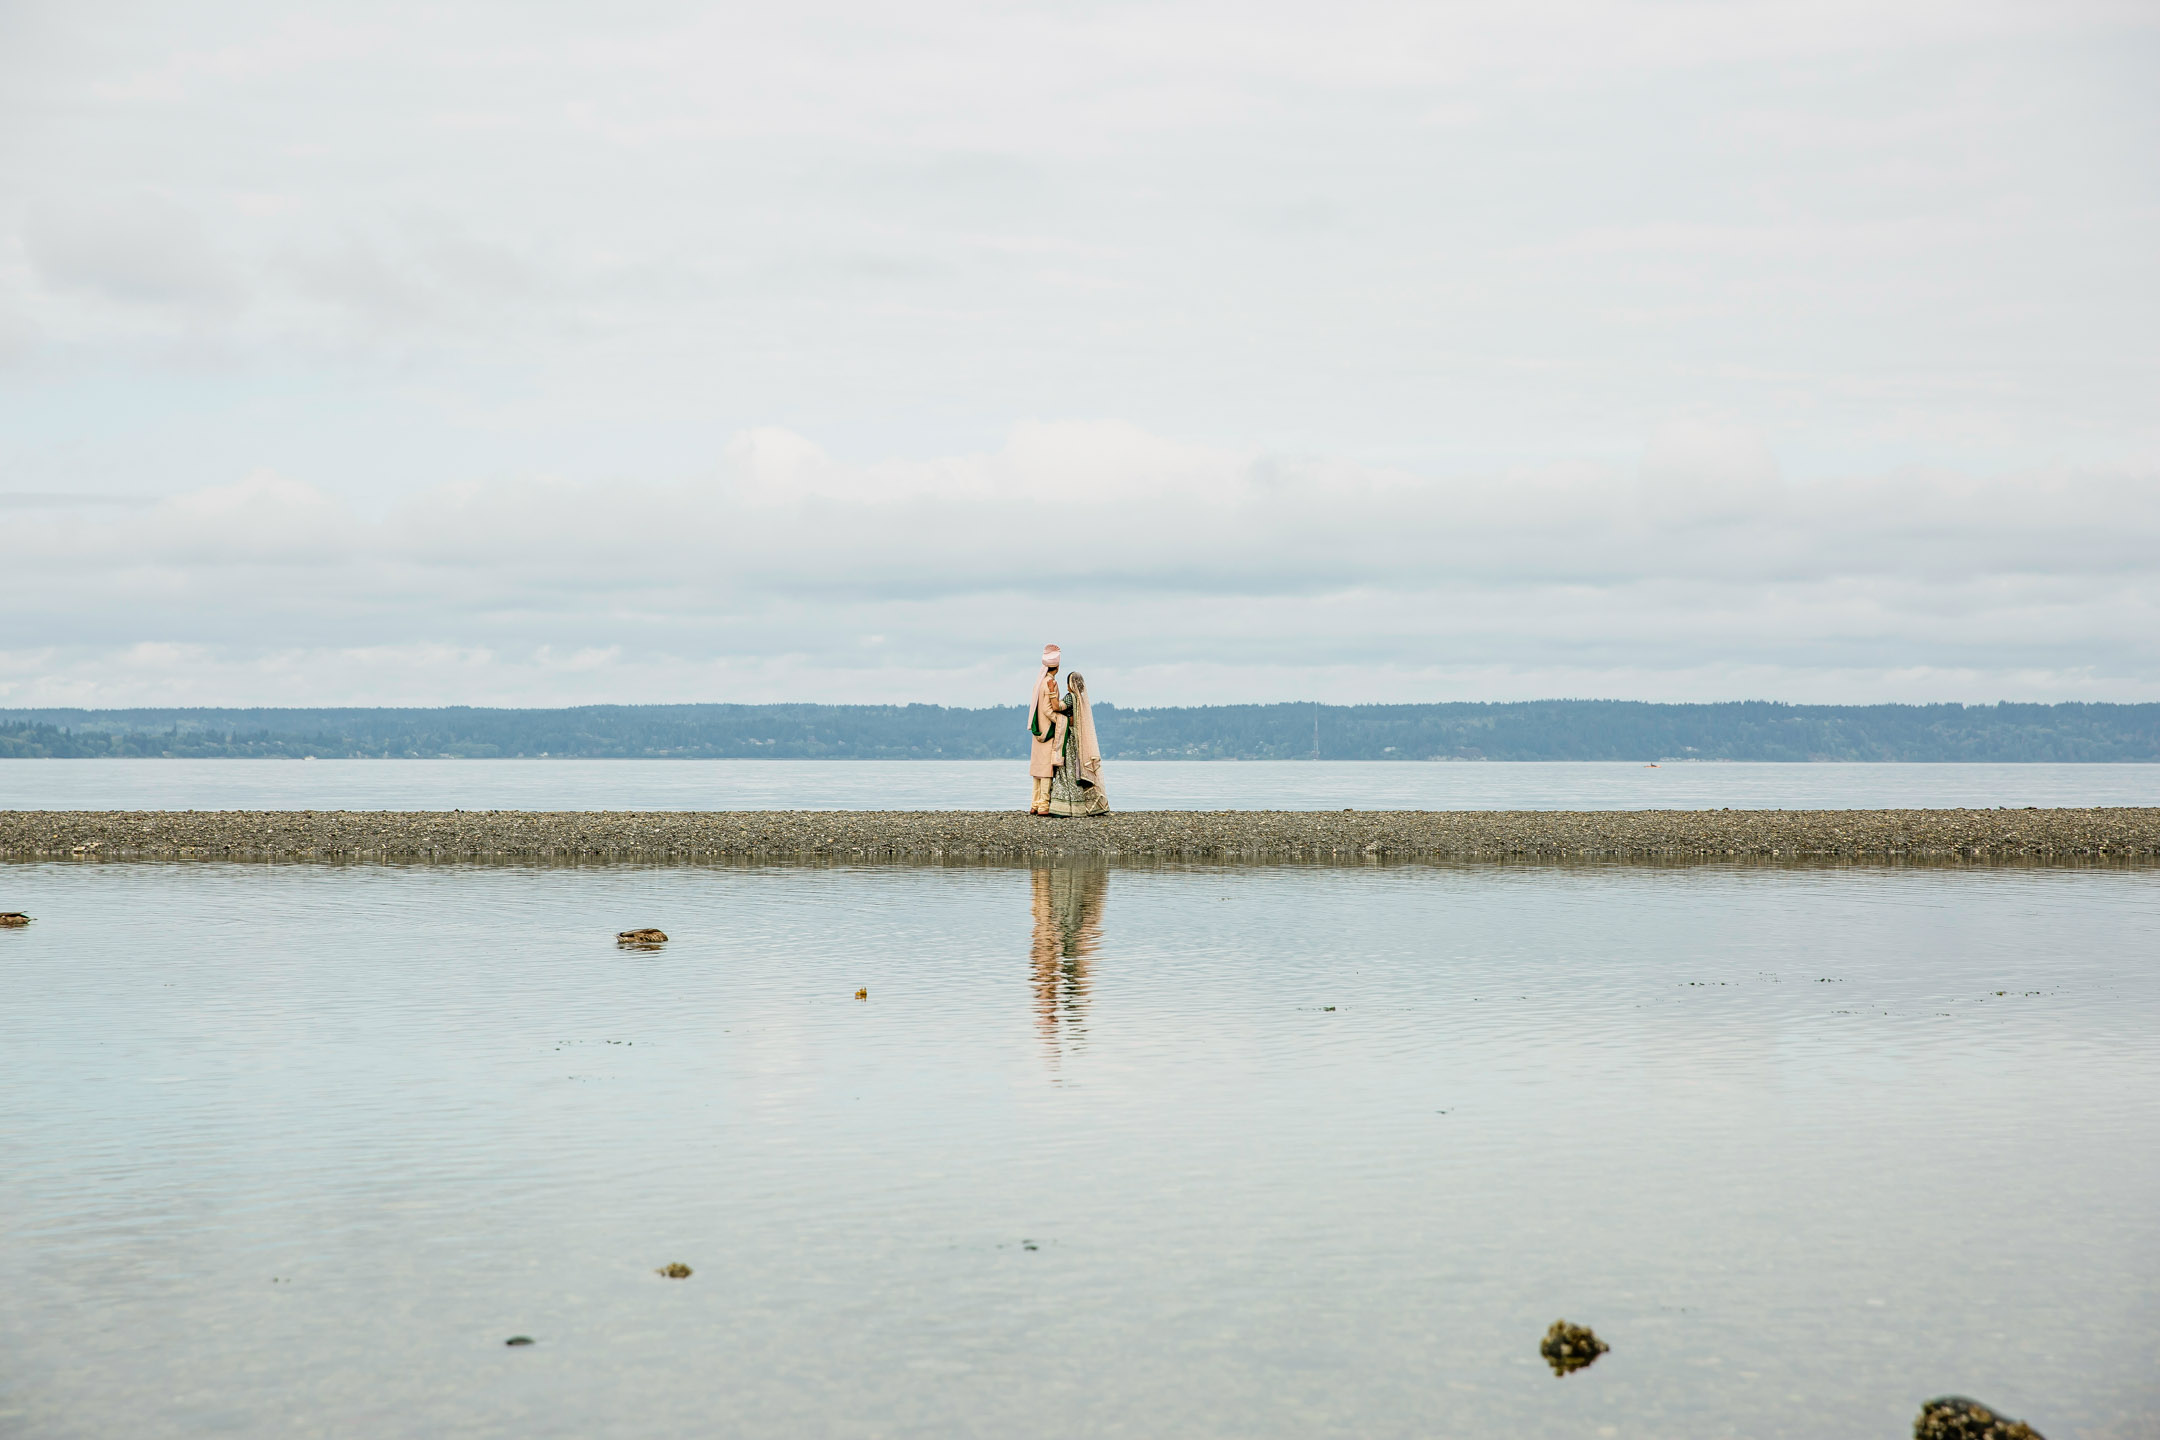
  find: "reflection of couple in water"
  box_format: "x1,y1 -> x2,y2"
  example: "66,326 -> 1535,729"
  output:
1027,643 -> 1110,817
1031,866 -> 1105,1063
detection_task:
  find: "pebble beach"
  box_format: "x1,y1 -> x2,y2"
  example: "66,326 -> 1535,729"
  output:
5,806 -> 2158,863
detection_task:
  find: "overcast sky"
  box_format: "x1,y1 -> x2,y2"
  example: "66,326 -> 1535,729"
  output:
3,0 -> 2156,707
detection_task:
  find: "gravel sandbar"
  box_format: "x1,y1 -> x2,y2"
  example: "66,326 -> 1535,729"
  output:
4,807 -> 2158,864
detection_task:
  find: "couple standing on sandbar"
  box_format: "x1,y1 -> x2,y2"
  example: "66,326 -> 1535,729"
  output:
1028,644 -> 1109,817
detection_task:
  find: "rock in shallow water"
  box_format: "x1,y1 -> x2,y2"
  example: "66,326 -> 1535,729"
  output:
0,912 -> 30,927
655,1262 -> 692,1279
1915,1396 -> 2044,1440
1539,1319 -> 1608,1375
616,927 -> 668,947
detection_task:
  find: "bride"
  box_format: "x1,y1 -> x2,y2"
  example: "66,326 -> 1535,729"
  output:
1044,672 -> 1110,817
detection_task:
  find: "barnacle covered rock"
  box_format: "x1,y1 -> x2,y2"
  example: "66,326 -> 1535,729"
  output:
1539,1319 -> 1608,1376
1915,1396 -> 2044,1440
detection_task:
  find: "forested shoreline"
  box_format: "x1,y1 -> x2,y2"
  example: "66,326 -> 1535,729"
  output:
4,701 -> 2158,762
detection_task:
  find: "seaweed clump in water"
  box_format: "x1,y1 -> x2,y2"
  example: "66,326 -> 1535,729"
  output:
1915,1397 -> 2044,1440
655,1262 -> 693,1279
1539,1319 -> 1608,1375
616,928 -> 668,948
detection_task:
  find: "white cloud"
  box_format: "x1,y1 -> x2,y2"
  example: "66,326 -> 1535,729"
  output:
152,470 -> 353,560
3,423 -> 2156,706
1637,420 -> 1783,520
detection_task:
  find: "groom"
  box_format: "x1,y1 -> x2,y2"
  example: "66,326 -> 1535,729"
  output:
1028,643 -> 1069,815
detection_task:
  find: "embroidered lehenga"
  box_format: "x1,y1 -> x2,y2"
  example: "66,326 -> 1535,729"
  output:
1044,673 -> 1110,816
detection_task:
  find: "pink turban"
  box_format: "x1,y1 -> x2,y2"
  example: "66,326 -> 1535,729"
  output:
1041,644 -> 1062,666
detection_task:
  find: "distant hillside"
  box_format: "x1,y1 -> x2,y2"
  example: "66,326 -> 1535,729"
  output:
4,701 -> 2159,761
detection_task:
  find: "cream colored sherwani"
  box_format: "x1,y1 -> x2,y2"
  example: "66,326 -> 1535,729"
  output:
1028,669 -> 1068,809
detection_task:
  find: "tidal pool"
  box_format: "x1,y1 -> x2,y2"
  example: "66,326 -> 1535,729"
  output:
1,860 -> 2154,1439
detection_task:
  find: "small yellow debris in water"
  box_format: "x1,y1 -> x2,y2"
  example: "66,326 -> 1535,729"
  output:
655,1262 -> 692,1279
855,988 -> 869,1000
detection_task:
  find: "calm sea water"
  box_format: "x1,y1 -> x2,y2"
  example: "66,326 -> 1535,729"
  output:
1,859 -> 2154,1439
4,758 -> 2158,812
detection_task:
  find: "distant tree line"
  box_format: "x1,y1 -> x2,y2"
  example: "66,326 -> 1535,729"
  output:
1104,700 -> 2160,762
5,701 -> 2159,761
0,705 -> 1015,760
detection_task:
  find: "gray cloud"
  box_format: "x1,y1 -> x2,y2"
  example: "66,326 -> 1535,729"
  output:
24,192 -> 240,310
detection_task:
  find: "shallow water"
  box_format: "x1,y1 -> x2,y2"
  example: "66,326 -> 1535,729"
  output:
2,860 -> 2156,1439
4,757 -> 2159,812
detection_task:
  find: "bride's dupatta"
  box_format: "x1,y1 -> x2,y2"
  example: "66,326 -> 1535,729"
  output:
1067,675 -> 1105,789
